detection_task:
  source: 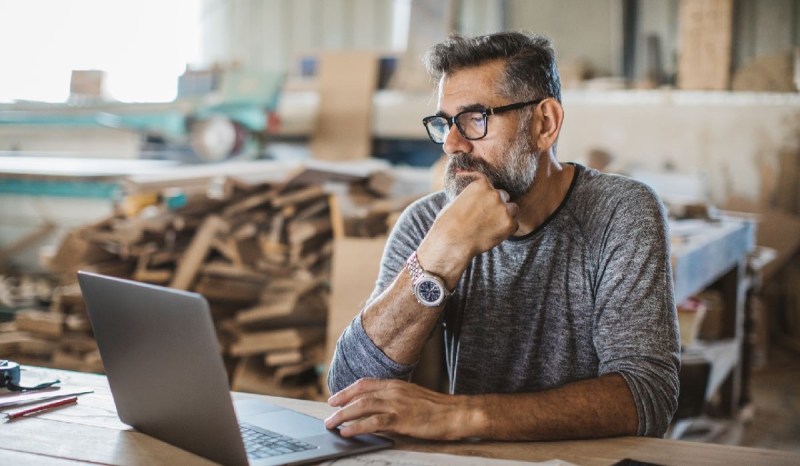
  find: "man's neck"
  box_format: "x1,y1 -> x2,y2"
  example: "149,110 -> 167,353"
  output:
513,154 -> 574,237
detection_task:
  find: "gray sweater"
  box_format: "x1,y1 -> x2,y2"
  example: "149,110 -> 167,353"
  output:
328,164 -> 680,437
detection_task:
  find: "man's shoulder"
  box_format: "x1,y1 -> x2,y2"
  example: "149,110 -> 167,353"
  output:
576,165 -> 657,196
573,165 -> 662,211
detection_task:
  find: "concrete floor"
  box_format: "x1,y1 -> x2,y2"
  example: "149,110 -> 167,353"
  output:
692,343 -> 800,453
728,344 -> 800,453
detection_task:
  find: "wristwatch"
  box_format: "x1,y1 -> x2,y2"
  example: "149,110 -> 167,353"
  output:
405,251 -> 451,307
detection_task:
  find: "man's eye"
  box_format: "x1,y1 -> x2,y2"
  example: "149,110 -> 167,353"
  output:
464,114 -> 483,125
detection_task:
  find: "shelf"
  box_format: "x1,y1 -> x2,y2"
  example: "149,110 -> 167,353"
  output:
671,219 -> 755,304
684,339 -> 740,400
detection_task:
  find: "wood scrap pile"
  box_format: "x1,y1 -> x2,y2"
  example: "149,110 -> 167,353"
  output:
0,274 -> 86,370
0,163 -> 431,401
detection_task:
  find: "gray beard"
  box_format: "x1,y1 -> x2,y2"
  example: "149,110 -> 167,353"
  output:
444,134 -> 538,202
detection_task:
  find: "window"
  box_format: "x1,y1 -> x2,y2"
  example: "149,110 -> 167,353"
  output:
0,0 -> 201,103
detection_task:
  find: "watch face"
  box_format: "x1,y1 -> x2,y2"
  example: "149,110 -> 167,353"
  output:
415,277 -> 445,306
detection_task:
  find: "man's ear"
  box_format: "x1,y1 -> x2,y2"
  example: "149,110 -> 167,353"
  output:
532,98 -> 564,152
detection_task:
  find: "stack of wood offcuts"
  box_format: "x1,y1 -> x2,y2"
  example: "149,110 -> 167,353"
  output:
0,164 -> 425,401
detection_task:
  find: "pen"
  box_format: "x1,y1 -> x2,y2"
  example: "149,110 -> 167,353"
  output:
5,396 -> 79,420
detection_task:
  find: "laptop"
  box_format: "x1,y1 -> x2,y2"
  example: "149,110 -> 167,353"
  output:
77,271 -> 392,466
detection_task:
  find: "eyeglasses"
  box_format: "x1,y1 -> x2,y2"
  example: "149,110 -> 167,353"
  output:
422,98 -> 543,144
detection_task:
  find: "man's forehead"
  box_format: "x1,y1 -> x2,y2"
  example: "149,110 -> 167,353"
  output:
436,61 -> 506,113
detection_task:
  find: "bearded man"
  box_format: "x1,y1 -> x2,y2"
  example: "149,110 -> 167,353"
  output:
325,32 -> 679,441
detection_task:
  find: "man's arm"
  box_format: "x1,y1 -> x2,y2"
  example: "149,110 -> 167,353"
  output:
363,177 -> 518,364
328,177 -> 518,391
324,373 -> 638,440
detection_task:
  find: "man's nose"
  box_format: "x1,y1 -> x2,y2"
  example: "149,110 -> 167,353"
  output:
442,125 -> 473,155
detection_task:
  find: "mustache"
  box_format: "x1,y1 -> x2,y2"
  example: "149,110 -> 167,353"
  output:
446,154 -> 493,176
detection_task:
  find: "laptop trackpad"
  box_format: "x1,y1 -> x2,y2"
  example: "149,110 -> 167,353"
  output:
245,409 -> 331,439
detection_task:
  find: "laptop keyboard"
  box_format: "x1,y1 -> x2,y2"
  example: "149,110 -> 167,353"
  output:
239,423 -> 317,459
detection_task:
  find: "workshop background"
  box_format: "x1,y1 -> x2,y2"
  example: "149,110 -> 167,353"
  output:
1,0 -> 798,454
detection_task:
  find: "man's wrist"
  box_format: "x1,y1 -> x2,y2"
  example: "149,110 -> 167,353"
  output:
414,242 -> 470,291
453,394 -> 492,439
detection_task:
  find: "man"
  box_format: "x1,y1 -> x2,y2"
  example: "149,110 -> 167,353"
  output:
325,32 -> 679,441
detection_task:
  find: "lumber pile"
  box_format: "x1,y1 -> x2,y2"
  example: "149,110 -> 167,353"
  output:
0,276 -> 100,373
0,162 -> 430,401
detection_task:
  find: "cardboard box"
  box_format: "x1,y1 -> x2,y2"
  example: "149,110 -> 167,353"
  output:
70,70 -> 106,99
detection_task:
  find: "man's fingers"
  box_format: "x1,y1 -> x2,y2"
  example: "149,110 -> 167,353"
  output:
338,413 -> 396,437
324,395 -> 391,430
496,189 -> 519,219
506,201 -> 519,217
497,189 -> 510,203
328,378 -> 384,407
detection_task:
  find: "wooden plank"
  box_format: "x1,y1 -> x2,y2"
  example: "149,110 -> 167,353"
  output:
271,185 -> 327,210
231,357 -> 322,399
222,189 -> 277,217
194,275 -> 263,302
15,310 -> 64,337
236,294 -> 297,324
46,227 -> 112,276
133,247 -> 172,284
274,361 -> 317,385
229,328 -> 325,356
0,331 -> 33,354
236,298 -> 327,330
64,314 -> 91,332
133,268 -> 172,284
287,216 -> 332,246
210,237 -> 242,266
201,261 -> 268,283
170,215 -> 228,290
18,337 -> 57,357
677,0 -> 734,90
264,349 -> 303,366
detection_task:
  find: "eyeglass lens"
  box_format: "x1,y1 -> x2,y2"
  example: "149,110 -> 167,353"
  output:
425,112 -> 487,143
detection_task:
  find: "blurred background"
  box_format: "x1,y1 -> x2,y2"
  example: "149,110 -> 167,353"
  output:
0,0 -> 798,454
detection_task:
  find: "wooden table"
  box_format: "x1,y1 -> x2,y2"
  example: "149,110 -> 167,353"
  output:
2,367 -> 798,466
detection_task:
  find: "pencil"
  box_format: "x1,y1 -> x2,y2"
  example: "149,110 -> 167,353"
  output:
5,396 -> 79,420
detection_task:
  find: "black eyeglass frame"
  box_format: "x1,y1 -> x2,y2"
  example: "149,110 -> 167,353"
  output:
421,98 -> 544,144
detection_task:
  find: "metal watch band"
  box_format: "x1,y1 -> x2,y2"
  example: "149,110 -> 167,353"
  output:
405,251 -> 426,284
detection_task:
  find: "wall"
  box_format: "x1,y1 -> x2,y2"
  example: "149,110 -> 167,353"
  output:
199,0 -> 396,72
198,1 -> 800,79
558,91 -> 800,205
507,0 -> 623,76
276,88 -> 800,206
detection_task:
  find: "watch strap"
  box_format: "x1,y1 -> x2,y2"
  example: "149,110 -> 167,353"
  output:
405,251 -> 426,285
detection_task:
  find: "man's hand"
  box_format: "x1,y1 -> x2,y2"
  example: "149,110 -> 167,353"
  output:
418,176 -> 519,286
324,379 -> 476,440
325,374 -> 639,442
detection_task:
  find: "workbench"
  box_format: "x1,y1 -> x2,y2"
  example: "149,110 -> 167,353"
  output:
669,218 -> 756,434
2,366 -> 798,465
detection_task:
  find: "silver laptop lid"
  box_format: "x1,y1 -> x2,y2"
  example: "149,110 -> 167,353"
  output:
78,271 -> 249,466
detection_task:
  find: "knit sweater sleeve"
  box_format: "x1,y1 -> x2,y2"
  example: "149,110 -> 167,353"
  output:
327,193 -> 443,394
590,179 -> 680,437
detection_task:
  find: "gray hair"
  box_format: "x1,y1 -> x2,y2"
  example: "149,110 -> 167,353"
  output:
422,31 -> 561,104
